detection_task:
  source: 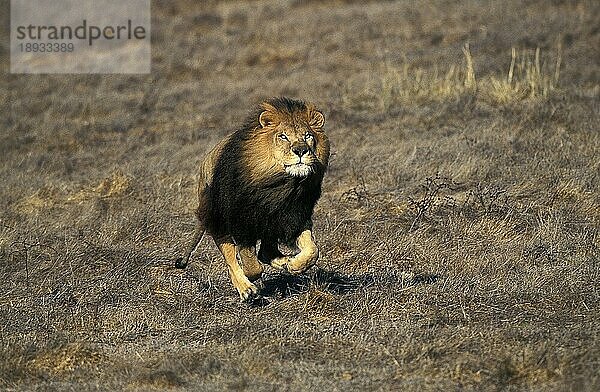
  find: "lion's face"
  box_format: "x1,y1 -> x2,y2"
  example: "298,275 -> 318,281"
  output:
244,101 -> 330,182
272,121 -> 321,177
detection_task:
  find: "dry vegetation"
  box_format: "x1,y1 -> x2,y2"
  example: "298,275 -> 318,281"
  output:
1,0 -> 599,390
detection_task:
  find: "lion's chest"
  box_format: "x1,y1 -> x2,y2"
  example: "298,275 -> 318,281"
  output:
219,180 -> 318,245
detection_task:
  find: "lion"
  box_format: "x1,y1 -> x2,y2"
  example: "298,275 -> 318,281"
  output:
175,97 -> 331,301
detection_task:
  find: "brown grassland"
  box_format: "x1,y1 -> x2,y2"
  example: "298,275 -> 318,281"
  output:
1,0 -> 599,390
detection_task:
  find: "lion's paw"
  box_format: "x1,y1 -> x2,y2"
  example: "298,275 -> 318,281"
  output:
238,282 -> 260,302
285,264 -> 304,275
270,256 -> 292,270
285,263 -> 312,275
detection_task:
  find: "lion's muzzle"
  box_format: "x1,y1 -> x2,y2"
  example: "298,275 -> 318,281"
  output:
285,163 -> 314,177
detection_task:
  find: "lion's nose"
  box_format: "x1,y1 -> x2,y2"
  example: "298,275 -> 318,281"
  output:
292,145 -> 309,158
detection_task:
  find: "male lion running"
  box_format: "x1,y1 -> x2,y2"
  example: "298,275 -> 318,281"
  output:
176,97 -> 330,301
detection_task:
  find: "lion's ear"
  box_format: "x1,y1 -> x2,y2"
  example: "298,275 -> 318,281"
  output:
259,111 -> 278,128
309,110 -> 325,129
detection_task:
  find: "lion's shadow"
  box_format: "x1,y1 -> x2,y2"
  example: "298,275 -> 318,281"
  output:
253,267 -> 438,306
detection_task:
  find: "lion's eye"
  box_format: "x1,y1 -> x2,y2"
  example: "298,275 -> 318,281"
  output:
305,133 -> 314,141
278,134 -> 289,141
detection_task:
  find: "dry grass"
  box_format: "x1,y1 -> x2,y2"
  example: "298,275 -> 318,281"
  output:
486,46 -> 562,104
343,43 -> 564,111
1,0 -> 599,390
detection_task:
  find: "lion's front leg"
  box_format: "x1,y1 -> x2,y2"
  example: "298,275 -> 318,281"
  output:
261,230 -> 319,274
238,245 -> 264,282
215,237 -> 259,301
286,229 -> 319,274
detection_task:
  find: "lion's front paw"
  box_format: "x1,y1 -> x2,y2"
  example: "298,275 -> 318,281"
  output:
270,256 -> 292,270
238,282 -> 260,302
286,251 -> 319,275
270,256 -> 316,275
286,260 -> 317,275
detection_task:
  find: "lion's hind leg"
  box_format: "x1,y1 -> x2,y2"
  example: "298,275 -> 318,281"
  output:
238,245 -> 264,282
216,237 -> 259,301
258,238 -> 290,270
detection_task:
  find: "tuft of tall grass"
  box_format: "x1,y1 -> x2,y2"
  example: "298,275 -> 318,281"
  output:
343,43 -> 562,111
486,46 -> 562,104
377,45 -> 477,109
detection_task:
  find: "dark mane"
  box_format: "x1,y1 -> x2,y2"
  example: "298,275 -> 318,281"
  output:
202,97 -> 325,247
239,97 -> 309,134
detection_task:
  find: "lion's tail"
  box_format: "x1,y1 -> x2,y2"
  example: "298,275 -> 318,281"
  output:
175,225 -> 205,269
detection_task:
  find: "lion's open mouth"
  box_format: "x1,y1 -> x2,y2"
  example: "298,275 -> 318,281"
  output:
284,163 -> 313,177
